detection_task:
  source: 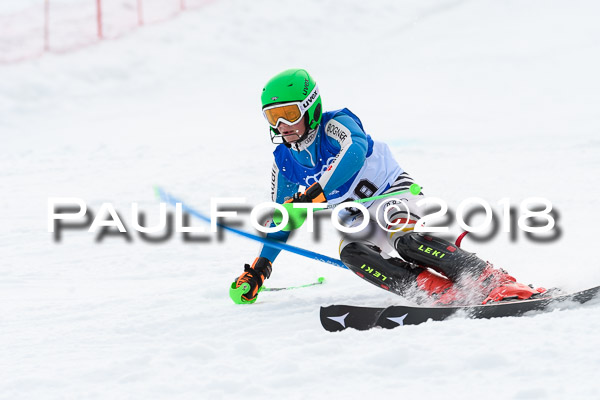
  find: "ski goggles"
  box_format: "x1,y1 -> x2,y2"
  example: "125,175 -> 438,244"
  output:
262,86 -> 319,129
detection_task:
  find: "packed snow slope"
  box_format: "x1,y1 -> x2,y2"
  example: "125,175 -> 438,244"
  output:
1,0 -> 600,399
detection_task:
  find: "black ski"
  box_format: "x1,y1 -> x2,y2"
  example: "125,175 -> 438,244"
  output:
320,305 -> 385,331
320,285 -> 600,332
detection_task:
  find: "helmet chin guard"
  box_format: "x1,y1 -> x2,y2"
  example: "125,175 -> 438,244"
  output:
270,115 -> 315,147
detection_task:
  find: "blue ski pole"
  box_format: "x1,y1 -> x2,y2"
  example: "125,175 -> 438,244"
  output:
155,187 -> 348,270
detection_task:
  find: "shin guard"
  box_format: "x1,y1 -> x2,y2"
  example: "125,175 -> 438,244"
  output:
340,242 -> 422,295
394,232 -> 487,282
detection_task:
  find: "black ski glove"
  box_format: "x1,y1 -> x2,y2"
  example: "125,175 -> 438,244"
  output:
230,257 -> 272,304
285,182 -> 326,204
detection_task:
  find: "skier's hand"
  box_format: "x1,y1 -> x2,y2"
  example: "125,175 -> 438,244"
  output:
229,257 -> 272,304
285,182 -> 326,204
273,182 -> 326,231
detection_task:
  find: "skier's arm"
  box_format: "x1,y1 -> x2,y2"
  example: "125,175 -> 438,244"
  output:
317,114 -> 368,197
257,162 -> 298,263
231,164 -> 296,304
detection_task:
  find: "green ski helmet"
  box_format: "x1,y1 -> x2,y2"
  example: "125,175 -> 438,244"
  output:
261,69 -> 323,144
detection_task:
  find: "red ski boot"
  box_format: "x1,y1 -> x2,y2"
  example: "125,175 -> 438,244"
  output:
416,264 -> 547,305
416,269 -> 466,305
477,263 -> 547,304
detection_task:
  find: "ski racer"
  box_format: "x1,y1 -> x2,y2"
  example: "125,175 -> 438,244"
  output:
231,68 -> 545,305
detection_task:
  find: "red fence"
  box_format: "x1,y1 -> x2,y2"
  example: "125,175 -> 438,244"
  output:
0,0 -> 214,64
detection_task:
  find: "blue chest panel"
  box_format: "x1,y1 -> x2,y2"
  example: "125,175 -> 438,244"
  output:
273,108 -> 374,199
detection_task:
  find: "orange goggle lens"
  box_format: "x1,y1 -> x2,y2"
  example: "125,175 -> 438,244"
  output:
263,104 -> 302,127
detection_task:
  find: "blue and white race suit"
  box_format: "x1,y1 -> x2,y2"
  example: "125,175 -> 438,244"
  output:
260,108 -> 424,262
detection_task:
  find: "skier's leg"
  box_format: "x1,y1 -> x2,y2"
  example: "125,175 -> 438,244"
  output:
361,193 -> 463,302
393,232 -> 487,281
337,209 -> 421,296
339,241 -> 425,296
339,237 -> 455,302
372,182 -> 503,282
374,184 -> 546,304
338,207 -> 453,300
335,173 -> 458,300
392,231 -> 548,302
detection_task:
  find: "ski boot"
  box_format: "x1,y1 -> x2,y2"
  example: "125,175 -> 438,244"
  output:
478,263 -> 547,304
414,269 -> 464,305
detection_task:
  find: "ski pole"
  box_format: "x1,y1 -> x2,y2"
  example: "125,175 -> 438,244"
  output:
263,277 -> 326,292
323,183 -> 422,209
155,187 -> 348,269
273,183 -> 423,229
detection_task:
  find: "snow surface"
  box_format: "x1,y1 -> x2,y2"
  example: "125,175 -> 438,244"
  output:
1,0 -> 600,398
